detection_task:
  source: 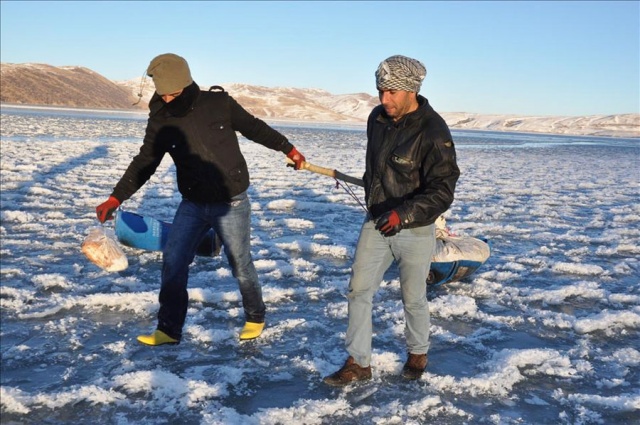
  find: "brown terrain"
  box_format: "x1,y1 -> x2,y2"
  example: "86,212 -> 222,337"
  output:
0,62 -> 377,122
1,62 -> 638,137
0,63 -> 144,110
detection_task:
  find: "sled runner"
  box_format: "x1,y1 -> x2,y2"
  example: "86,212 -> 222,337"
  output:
114,210 -> 489,285
427,235 -> 491,285
427,216 -> 491,286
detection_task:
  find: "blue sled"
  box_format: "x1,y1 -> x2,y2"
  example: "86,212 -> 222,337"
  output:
426,238 -> 490,286
115,210 -> 488,286
427,258 -> 485,286
114,210 -> 221,257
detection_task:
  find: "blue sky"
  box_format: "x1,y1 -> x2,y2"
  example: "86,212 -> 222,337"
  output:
1,1 -> 638,116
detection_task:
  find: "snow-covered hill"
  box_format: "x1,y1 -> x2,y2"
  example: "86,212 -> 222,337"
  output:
1,63 -> 637,138
440,112 -> 639,138
115,78 -> 378,123
115,77 -> 639,138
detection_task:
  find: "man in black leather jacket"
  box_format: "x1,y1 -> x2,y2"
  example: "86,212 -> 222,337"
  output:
96,53 -> 306,346
324,55 -> 460,386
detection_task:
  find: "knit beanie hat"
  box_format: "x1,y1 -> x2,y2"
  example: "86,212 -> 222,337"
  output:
375,55 -> 426,93
146,53 -> 193,95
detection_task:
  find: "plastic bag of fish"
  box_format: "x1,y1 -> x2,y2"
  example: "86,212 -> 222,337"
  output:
81,226 -> 128,272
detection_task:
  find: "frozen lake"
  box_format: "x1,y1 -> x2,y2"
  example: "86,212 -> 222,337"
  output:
1,106 -> 639,424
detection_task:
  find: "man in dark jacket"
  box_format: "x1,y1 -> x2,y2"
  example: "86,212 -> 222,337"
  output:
324,55 -> 460,385
95,53 -> 306,346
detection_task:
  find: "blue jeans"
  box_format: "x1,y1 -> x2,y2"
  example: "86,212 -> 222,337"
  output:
157,192 -> 264,340
345,219 -> 435,367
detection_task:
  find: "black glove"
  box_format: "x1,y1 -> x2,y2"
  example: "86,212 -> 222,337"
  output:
375,210 -> 402,237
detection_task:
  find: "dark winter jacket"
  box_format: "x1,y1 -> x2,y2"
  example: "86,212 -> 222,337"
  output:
364,95 -> 460,228
111,83 -> 294,203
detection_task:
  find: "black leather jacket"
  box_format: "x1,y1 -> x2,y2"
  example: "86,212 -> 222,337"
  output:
364,96 -> 460,228
111,83 -> 293,203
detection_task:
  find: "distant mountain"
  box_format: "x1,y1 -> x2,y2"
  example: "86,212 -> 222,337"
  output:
439,112 -> 639,139
1,63 -> 638,137
0,63 -> 144,110
115,78 -> 378,122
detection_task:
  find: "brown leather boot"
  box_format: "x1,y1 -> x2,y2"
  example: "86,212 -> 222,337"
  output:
323,356 -> 372,386
402,353 -> 428,380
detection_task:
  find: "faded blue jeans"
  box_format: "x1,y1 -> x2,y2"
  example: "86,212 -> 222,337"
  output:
157,191 -> 264,340
346,219 -> 435,367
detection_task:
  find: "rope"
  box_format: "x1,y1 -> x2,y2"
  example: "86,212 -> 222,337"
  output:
334,179 -> 368,214
132,71 -> 148,106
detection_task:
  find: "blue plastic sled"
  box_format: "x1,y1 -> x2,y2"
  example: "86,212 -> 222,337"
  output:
426,236 -> 491,286
114,209 -> 488,286
114,210 -> 221,257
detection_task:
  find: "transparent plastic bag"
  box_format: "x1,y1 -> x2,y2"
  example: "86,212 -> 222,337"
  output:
433,215 -> 490,263
81,226 -> 128,272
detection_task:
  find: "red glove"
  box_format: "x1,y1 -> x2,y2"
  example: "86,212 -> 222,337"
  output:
375,210 -> 402,237
96,196 -> 121,223
286,147 -> 306,170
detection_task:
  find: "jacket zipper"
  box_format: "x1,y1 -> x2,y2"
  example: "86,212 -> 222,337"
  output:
368,121 -> 398,214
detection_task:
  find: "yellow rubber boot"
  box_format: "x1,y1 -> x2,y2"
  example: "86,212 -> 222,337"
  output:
137,330 -> 179,346
240,322 -> 265,340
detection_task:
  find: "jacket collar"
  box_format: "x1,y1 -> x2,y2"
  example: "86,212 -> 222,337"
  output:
376,95 -> 431,127
149,81 -> 200,117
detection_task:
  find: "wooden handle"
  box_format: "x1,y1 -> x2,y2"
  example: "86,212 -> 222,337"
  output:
287,158 -> 335,177
301,161 -> 337,178
286,158 -> 364,187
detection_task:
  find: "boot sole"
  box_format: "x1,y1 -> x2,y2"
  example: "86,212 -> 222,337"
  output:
137,339 -> 179,346
401,368 -> 424,380
323,374 -> 372,387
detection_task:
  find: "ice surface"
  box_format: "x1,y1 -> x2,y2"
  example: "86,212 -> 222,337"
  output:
1,106 -> 639,424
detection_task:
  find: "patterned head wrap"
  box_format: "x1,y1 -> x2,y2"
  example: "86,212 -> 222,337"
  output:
375,55 -> 426,93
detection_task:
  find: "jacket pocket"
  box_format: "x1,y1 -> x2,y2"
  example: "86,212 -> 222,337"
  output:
207,120 -> 229,132
227,159 -> 249,187
388,153 -> 416,184
228,166 -> 244,182
205,120 -> 234,147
